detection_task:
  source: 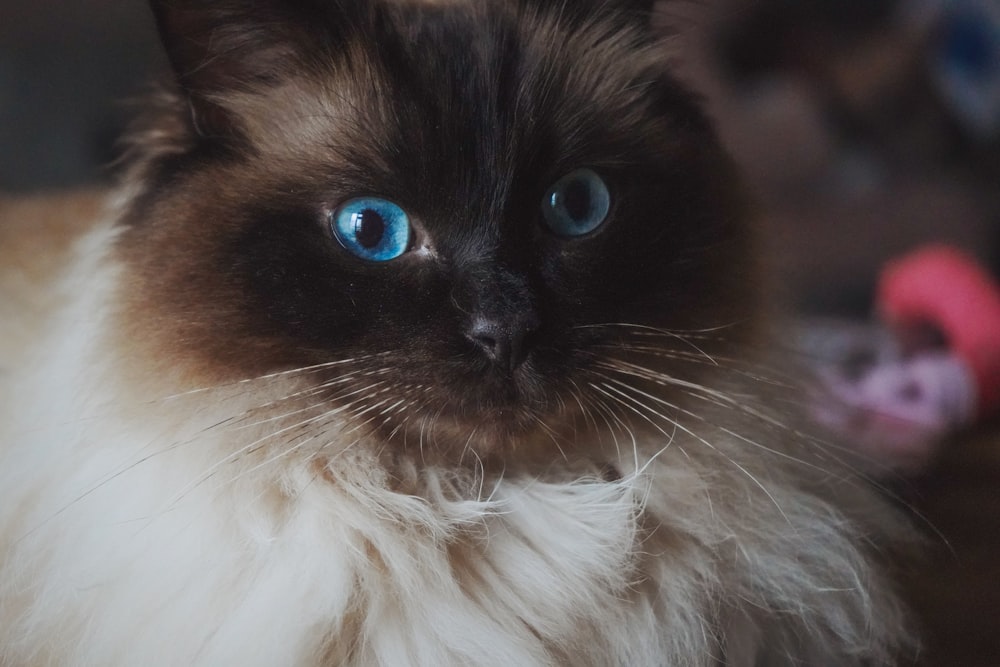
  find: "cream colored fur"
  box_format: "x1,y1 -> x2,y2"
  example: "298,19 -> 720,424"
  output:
0,195 -> 909,665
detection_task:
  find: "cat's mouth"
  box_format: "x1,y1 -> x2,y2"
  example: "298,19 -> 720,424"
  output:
436,392 -> 552,452
367,361 -> 573,459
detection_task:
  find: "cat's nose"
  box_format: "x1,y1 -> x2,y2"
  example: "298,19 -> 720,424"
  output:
466,312 -> 540,374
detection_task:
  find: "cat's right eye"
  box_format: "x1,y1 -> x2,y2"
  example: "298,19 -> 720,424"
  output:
541,169 -> 611,238
330,198 -> 412,262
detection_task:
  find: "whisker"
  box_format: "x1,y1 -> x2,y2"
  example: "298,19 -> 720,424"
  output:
535,417 -> 569,463
593,358 -> 872,469
222,430 -> 330,489
591,365 -> 832,473
587,344 -> 795,390
590,377 -> 792,525
158,353 -> 396,401
573,322 -> 726,365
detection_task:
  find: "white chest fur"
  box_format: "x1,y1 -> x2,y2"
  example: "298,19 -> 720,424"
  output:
0,222 -> 907,666
0,231 -> 646,664
0,331 -> 643,666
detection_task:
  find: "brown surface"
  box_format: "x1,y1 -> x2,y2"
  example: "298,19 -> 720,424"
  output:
903,423 -> 1000,666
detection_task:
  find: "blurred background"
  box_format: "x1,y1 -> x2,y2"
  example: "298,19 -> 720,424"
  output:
0,2 -> 161,192
1,0 -> 999,663
697,0 -> 1000,317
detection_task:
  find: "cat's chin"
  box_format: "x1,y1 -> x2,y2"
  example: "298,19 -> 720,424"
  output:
388,402 -> 572,464
364,359 -> 573,460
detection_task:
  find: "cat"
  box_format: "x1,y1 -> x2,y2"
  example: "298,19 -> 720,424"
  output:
0,0 -> 912,665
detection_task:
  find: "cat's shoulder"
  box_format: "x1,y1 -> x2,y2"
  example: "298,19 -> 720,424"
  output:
0,189 -> 109,273
0,189 -> 113,364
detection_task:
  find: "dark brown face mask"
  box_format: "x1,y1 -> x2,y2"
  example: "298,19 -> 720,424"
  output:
116,0 -> 756,460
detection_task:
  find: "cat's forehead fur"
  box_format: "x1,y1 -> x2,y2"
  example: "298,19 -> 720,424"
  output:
125,1 -> 710,254
220,5 -> 663,178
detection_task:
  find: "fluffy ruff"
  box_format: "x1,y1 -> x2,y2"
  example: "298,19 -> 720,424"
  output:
0,206 -> 909,666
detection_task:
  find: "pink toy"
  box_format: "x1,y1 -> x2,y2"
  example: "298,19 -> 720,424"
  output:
878,245 -> 1000,418
810,245 -> 1000,473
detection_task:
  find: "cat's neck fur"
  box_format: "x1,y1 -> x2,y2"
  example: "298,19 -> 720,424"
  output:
0,0 -> 912,663
0,192 -> 907,665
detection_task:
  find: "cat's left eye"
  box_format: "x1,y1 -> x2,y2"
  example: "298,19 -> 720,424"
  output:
331,198 -> 411,262
541,169 -> 611,238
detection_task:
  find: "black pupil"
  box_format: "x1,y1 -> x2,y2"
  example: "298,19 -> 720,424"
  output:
562,178 -> 592,222
352,209 -> 386,249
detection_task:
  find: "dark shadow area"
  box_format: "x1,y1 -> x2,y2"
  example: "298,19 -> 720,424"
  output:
0,2 -> 161,191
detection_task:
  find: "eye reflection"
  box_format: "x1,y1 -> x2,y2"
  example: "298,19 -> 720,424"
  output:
331,198 -> 411,262
541,169 -> 611,238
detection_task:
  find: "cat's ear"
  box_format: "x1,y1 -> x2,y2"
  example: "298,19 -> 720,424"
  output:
148,0 -> 345,138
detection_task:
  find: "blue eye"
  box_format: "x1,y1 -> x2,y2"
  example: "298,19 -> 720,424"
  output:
541,169 -> 611,238
331,198 -> 411,262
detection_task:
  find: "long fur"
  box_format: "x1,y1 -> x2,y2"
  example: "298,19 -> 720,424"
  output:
0,202 -> 909,664
0,1 -> 912,664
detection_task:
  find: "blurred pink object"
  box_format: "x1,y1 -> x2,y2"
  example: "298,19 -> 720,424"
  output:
813,353 -> 976,473
879,244 -> 1000,418
807,245 -> 1000,474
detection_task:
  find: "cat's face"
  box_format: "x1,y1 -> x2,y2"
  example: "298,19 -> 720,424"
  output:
117,0 -> 757,460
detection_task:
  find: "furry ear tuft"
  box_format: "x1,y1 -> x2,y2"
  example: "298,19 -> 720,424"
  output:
148,0 -> 345,139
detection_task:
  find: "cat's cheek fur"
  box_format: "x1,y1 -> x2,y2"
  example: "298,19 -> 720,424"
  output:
0,230 -> 634,665
0,213 -> 637,665
0,205 -> 908,665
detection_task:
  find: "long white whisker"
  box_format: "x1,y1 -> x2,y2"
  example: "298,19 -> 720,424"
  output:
573,322 -> 733,365
586,376 -> 792,525
593,359 -> 869,470
159,353 -> 396,401
592,366 -> 827,474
